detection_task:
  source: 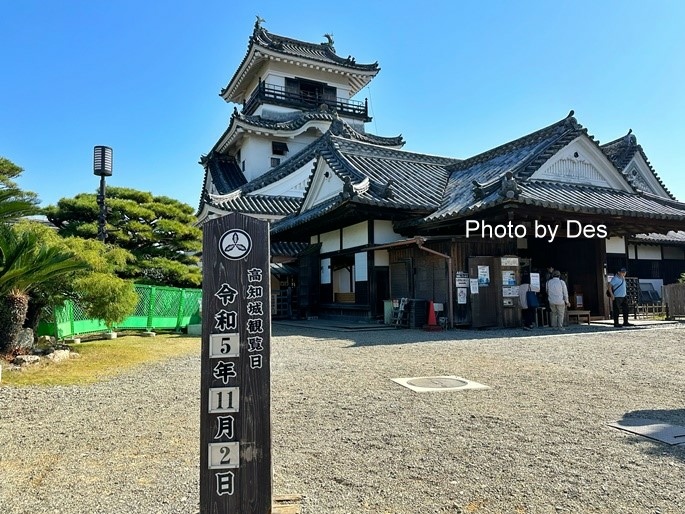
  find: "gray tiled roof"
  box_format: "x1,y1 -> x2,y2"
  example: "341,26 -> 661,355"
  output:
270,241 -> 310,257
203,123 -> 417,216
209,193 -> 300,217
424,113 -> 584,222
272,195 -> 344,235
271,136 -> 460,234
199,114 -> 405,215
222,22 -> 379,101
232,111 -> 404,147
250,26 -> 378,72
600,131 -> 675,199
411,179 -> 685,229
632,230 -> 685,244
402,113 -> 685,230
202,153 -> 247,195
517,181 -> 685,219
319,136 -> 459,209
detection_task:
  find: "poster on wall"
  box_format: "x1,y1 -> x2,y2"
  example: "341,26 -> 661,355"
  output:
477,266 -> 490,286
455,272 -> 469,288
501,257 -> 519,267
502,270 -> 516,286
503,286 -> 520,297
457,288 -> 468,304
470,279 -> 479,294
530,273 -> 541,292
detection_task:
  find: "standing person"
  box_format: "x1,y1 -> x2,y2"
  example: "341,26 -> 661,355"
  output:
547,270 -> 569,329
518,273 -> 536,330
607,267 -> 632,328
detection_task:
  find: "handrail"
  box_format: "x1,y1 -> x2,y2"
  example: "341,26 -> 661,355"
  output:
243,82 -> 369,120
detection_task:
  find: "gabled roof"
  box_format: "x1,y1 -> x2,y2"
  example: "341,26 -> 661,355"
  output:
315,135 -> 458,209
271,135 -> 459,234
400,112 -> 685,231
200,133 -> 324,217
222,20 -> 379,102
421,112 -> 586,223
600,131 -> 675,200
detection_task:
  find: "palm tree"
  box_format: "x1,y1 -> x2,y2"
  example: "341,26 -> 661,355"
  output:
0,187 -> 39,223
0,225 -> 88,352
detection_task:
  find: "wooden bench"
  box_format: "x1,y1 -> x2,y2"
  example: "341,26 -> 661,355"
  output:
567,310 -> 591,325
334,292 -> 356,303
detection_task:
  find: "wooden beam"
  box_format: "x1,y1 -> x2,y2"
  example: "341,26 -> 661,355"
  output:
273,494 -> 304,514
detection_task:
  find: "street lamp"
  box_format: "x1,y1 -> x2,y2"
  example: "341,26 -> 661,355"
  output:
93,146 -> 113,242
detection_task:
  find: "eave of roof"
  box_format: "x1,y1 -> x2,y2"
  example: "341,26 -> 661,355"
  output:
207,193 -> 301,217
631,230 -> 685,245
403,179 -> 685,231
211,110 -> 404,156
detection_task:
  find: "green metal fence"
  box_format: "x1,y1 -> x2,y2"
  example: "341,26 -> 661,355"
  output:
37,285 -> 202,339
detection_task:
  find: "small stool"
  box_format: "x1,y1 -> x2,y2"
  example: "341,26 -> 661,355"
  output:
567,310 -> 591,325
535,307 -> 549,327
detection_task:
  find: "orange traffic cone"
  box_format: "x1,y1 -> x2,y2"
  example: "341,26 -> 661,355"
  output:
423,301 -> 442,331
427,301 -> 437,325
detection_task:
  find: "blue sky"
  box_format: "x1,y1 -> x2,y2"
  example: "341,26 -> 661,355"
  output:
2,1 -> 684,210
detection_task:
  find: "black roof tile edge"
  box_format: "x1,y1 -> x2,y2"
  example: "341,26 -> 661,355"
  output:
232,111 -> 404,147
271,194 -> 346,234
600,131 -> 675,200
252,25 -> 379,71
445,112 -> 582,174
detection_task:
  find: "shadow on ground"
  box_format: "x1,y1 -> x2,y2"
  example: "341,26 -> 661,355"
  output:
612,409 -> 685,463
273,318 -> 681,347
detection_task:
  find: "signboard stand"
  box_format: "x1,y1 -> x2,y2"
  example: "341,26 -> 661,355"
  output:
200,213 -> 272,513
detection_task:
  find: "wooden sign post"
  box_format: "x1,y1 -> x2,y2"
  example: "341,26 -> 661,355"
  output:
200,212 -> 272,513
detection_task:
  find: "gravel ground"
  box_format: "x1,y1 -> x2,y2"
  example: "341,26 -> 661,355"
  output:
1,321 -> 685,513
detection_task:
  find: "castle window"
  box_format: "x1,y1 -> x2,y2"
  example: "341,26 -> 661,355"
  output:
272,141 -> 288,156
271,157 -> 281,167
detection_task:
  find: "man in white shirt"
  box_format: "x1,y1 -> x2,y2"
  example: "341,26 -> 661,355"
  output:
546,270 -> 570,329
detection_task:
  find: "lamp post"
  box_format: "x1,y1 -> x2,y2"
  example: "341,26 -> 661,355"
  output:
93,146 -> 113,242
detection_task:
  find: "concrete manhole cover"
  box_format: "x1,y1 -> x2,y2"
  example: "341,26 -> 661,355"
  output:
391,375 -> 490,393
407,377 -> 468,389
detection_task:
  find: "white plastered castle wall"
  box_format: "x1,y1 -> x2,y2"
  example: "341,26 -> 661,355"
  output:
342,221 -> 368,249
605,236 -> 626,254
373,220 -> 402,244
